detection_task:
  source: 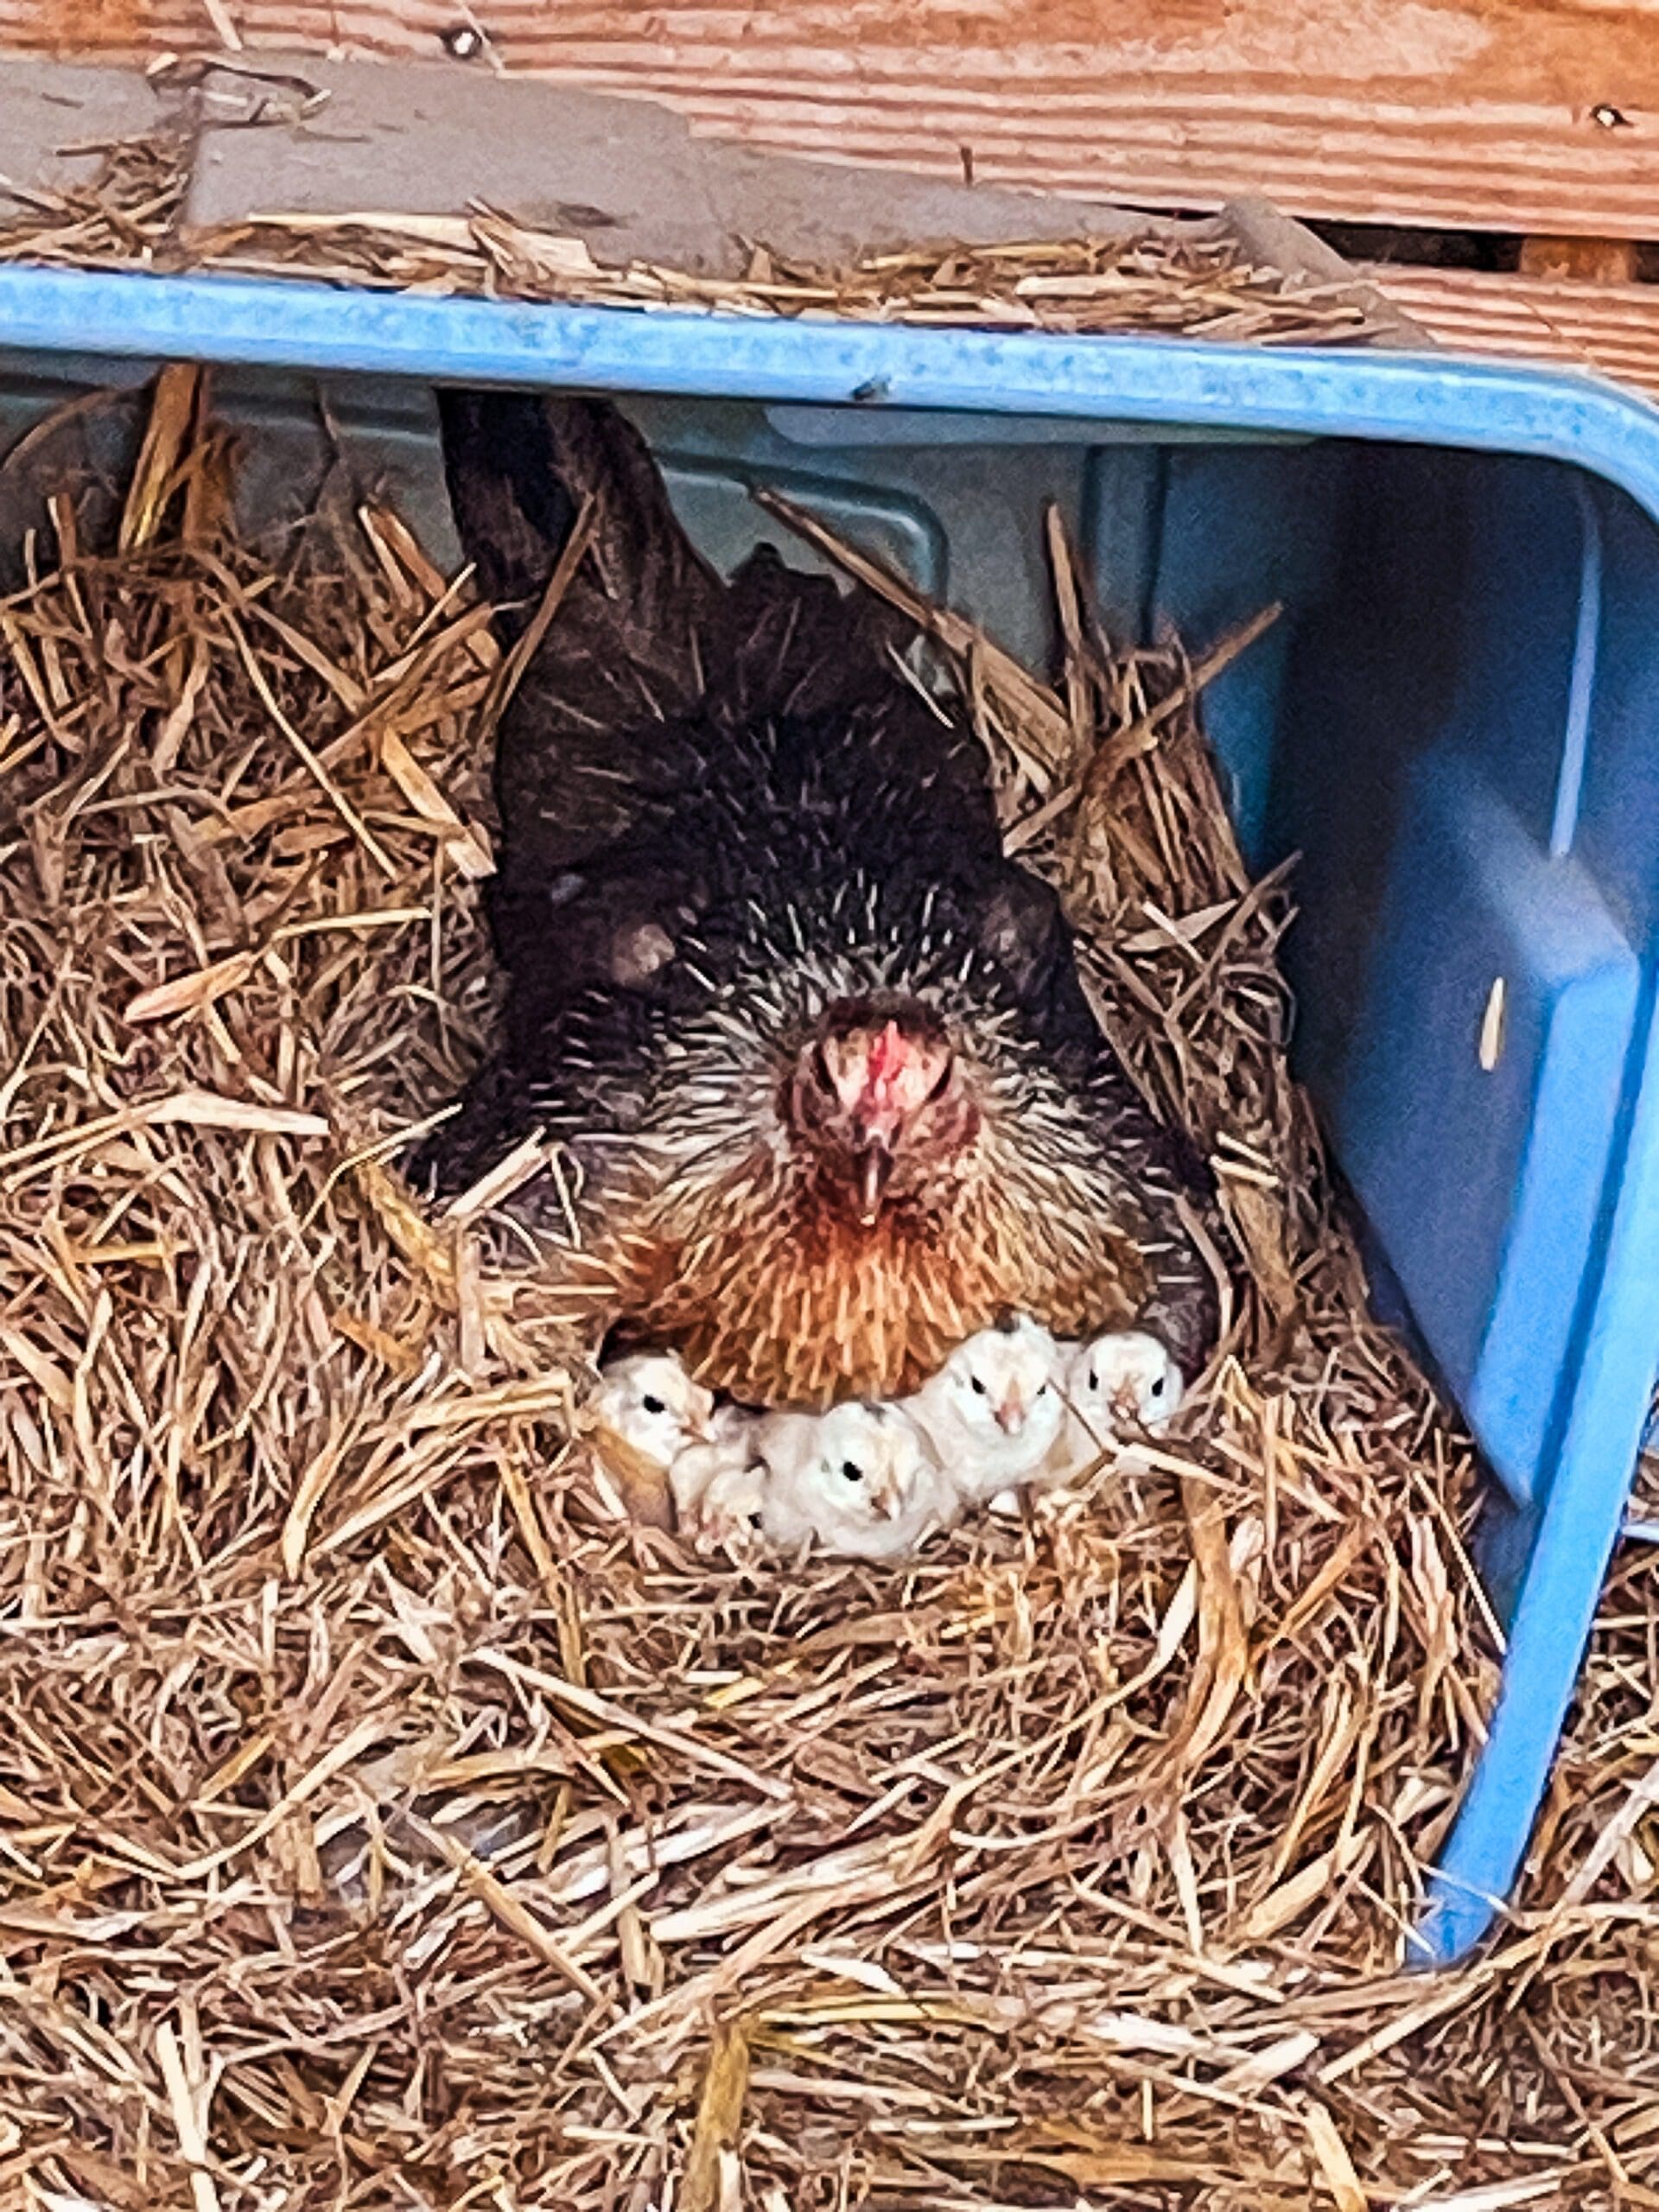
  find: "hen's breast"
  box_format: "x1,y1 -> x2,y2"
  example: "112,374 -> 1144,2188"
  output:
606,1166 -> 1145,1411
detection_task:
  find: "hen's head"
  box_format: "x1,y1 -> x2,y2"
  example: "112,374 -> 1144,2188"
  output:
785,996 -> 979,1225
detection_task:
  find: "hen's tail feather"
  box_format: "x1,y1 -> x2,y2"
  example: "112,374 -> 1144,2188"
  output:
441,390 -> 990,804
437,389 -> 721,677
438,391 -> 726,904
436,390 -> 580,641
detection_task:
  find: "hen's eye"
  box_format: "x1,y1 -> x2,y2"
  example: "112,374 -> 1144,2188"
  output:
969,1376 -> 987,1396
642,1394 -> 666,1415
842,1459 -> 864,1484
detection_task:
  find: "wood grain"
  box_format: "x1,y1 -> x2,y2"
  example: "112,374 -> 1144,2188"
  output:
10,0 -> 1659,239
1365,263 -> 1659,396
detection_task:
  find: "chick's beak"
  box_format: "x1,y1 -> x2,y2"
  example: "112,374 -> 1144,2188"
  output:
995,1395 -> 1027,1435
1110,1384 -> 1142,1422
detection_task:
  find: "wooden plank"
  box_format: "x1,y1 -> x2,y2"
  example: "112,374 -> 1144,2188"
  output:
9,0 -> 1659,239
1364,264 -> 1659,399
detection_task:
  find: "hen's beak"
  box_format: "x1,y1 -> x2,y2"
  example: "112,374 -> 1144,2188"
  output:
854,1145 -> 891,1226
995,1395 -> 1027,1435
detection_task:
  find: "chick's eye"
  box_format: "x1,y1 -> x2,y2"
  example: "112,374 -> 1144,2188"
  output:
842,1459 -> 864,1484
642,1394 -> 666,1416
1087,1370 -> 1098,1393
969,1376 -> 987,1396
1150,1376 -> 1167,1400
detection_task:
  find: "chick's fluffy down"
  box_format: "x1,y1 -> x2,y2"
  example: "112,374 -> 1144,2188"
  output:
753,1401 -> 957,1560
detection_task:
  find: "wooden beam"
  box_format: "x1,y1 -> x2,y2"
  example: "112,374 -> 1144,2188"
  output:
10,0 -> 1659,240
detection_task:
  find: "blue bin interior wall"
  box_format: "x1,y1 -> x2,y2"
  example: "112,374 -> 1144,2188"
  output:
1160,440 -> 1653,1506
2,353 -> 1656,1528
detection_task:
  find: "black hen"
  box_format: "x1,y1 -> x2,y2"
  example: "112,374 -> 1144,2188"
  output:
419,390 -> 1217,1409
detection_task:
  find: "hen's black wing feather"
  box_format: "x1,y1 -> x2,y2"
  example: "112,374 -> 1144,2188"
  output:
440,391 -> 1004,1002
437,390 -> 722,962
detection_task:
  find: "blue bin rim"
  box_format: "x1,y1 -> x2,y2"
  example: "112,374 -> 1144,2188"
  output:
3,261 -> 1659,525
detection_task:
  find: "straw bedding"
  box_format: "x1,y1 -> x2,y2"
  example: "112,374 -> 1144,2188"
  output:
0,126 -> 1394,350
0,312 -> 1656,2212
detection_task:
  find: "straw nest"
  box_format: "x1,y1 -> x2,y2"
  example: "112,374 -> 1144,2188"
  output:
0,363 -> 1656,2212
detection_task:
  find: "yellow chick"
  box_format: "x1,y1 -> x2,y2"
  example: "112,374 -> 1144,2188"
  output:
903,1315 -> 1067,1507
683,1455 -> 771,1560
1061,1328 -> 1185,1481
754,1400 -> 955,1560
671,1404 -> 764,1552
589,1351 -> 716,1528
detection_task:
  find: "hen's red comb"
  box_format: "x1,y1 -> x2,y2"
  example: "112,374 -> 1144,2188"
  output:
866,1020 -> 910,1086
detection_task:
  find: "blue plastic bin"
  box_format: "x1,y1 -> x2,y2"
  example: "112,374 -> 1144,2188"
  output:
2,263 -> 1656,1965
